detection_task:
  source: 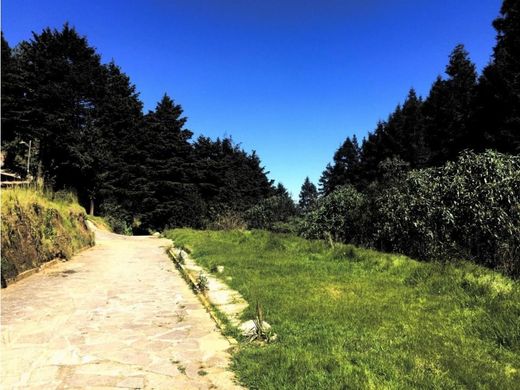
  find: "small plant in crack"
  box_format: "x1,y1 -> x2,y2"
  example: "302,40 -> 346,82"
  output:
178,251 -> 186,265
197,272 -> 209,293
175,310 -> 186,322
177,364 -> 187,374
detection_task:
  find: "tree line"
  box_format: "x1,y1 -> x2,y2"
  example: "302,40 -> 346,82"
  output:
297,1 -> 520,276
1,25 -> 284,233
318,0 -> 519,195
1,0 -> 518,274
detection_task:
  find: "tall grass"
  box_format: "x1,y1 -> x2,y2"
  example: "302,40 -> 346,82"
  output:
165,229 -> 520,389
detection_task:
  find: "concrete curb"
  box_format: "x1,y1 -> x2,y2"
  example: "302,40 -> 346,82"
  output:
167,247 -> 241,346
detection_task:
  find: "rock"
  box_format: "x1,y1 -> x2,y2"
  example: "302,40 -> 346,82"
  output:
239,320 -> 271,338
217,266 -> 224,273
152,232 -> 161,238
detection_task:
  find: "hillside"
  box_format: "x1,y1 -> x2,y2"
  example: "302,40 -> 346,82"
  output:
1,188 -> 94,287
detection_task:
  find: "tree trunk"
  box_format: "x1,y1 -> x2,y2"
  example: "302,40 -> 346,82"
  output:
89,198 -> 95,216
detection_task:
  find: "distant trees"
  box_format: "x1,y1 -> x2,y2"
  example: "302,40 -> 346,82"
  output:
298,177 -> 318,212
1,24 -> 276,233
321,31 -> 518,193
319,135 -> 361,195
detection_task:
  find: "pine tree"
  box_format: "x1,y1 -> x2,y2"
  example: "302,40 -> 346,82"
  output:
94,62 -> 144,220
299,177 -> 318,212
1,33 -> 30,175
275,183 -> 290,197
319,135 -> 361,195
358,130 -> 382,188
192,136 -> 274,220
423,44 -> 477,164
14,24 -> 105,198
139,94 -> 202,230
384,89 -> 427,167
474,0 -> 520,153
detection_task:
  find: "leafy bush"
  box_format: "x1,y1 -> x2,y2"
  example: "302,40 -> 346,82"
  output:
245,195 -> 297,230
374,150 -> 520,274
99,199 -> 133,235
299,151 -> 520,276
206,210 -> 247,230
299,185 -> 364,243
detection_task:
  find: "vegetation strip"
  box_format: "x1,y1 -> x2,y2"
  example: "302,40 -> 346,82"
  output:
167,247 -> 239,345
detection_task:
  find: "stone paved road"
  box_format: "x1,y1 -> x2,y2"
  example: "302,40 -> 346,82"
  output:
1,227 -> 242,389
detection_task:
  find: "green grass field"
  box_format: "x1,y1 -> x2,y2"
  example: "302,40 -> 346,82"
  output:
165,229 -> 520,389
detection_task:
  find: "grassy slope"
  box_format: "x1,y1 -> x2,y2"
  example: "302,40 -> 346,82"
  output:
166,229 -> 520,390
1,188 -> 94,282
87,215 -> 112,232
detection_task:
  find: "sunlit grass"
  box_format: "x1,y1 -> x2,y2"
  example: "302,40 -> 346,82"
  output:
86,215 -> 112,232
165,229 -> 520,389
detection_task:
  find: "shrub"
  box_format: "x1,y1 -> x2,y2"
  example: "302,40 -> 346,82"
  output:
373,150 -> 520,275
196,272 -> 209,292
100,199 -> 133,235
206,210 -> 247,230
299,151 -> 520,276
245,195 -> 297,230
299,185 -> 364,243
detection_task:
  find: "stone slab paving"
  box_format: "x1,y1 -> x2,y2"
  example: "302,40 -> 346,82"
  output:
1,228 -> 243,389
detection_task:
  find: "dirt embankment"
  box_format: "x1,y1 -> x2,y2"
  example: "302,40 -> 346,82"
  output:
1,189 -> 94,286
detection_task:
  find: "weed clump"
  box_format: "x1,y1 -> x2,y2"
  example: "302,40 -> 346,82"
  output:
196,272 -> 209,293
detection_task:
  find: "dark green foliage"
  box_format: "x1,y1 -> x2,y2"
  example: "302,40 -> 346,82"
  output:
94,62 -> 144,219
14,24 -> 105,193
319,135 -> 361,195
137,95 -> 204,231
304,151 -> 520,276
1,25 -> 276,233
474,0 -> 520,154
298,177 -> 318,212
1,33 -> 29,176
245,189 -> 297,230
383,89 -> 428,168
300,185 -> 364,243
192,136 -> 274,224
423,45 -> 477,164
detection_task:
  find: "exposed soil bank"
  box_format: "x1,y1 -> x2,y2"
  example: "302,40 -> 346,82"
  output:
1,188 -> 94,286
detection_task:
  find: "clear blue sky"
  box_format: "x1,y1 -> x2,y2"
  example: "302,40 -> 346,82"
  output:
3,0 -> 501,198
